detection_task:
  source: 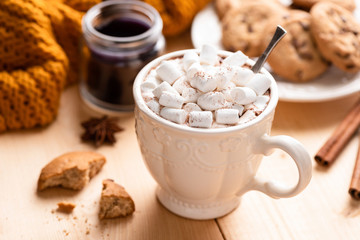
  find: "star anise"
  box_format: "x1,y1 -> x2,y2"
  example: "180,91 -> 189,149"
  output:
81,116 -> 123,147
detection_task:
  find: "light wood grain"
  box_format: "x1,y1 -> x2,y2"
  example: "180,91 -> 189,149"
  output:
217,94 -> 360,240
0,30 -> 225,240
0,85 -> 223,240
2,28 -> 360,240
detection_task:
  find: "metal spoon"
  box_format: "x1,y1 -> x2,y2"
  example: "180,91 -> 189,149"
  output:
251,25 -> 287,73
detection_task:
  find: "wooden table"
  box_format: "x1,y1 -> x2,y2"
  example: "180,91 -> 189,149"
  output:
1,30 -> 360,240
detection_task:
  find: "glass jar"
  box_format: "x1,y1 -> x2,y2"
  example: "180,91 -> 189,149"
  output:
80,0 -> 165,113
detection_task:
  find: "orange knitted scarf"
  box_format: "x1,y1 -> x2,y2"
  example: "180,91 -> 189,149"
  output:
0,0 -> 101,132
0,0 -> 210,132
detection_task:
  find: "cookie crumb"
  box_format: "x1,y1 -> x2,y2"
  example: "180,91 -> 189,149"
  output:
57,202 -> 76,213
63,230 -> 69,236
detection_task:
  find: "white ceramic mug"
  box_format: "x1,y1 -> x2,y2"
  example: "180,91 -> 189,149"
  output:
133,49 -> 312,220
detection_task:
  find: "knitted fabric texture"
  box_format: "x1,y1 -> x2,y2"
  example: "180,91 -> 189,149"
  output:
0,0 -> 101,132
0,0 -> 210,132
144,0 -> 212,36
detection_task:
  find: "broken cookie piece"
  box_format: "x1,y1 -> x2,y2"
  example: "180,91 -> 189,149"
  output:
99,179 -> 135,219
37,151 -> 106,191
57,202 -> 76,213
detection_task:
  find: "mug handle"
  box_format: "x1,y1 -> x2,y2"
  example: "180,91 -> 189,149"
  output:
237,134 -> 312,199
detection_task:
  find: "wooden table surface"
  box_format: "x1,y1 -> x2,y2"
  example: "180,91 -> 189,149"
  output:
1,30 -> 360,240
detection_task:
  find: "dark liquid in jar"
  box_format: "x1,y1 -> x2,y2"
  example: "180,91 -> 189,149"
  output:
96,17 -> 150,37
85,18 -> 157,106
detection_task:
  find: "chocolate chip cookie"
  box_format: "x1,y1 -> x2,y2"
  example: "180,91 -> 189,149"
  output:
215,0 -> 241,19
215,0 -> 282,20
264,10 -> 329,82
310,2 -> 360,73
292,0 -> 356,11
221,1 -> 289,57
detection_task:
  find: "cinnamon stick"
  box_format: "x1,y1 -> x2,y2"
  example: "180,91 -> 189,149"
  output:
349,135 -> 360,200
314,100 -> 360,166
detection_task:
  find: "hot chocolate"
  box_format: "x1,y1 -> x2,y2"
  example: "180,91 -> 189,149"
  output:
133,47 -> 312,220
140,45 -> 271,128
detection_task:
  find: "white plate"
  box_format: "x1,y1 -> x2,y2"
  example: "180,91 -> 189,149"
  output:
191,3 -> 360,102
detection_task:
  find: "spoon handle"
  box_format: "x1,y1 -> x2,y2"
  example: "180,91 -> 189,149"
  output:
251,25 -> 287,73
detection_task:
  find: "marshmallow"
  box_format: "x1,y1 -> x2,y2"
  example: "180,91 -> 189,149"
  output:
183,103 -> 202,112
159,91 -> 185,109
141,81 -> 157,92
172,76 -> 189,94
232,67 -> 254,86
160,107 -> 187,124
146,99 -> 161,114
230,87 -> 257,105
244,103 -> 255,111
147,72 -> 162,84
215,109 -> 240,124
187,62 -> 203,79
222,89 -> 232,102
232,104 -> 245,116
189,111 -> 213,128
182,87 -> 201,103
142,91 -> 155,102
238,110 -> 256,124
223,101 -> 233,109
221,82 -> 236,101
190,71 -> 218,93
246,73 -> 272,96
148,68 -> 160,77
183,51 -> 199,70
153,81 -> 178,98
215,66 -> 234,90
253,95 -> 270,110
197,92 -> 225,111
223,51 -> 249,66
199,44 -> 218,66
156,61 -> 183,85
143,47 -> 271,128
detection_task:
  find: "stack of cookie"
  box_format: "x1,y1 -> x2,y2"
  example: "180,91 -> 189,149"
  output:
216,0 -> 360,83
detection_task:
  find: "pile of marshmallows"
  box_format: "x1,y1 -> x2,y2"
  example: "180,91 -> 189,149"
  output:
141,45 -> 272,128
